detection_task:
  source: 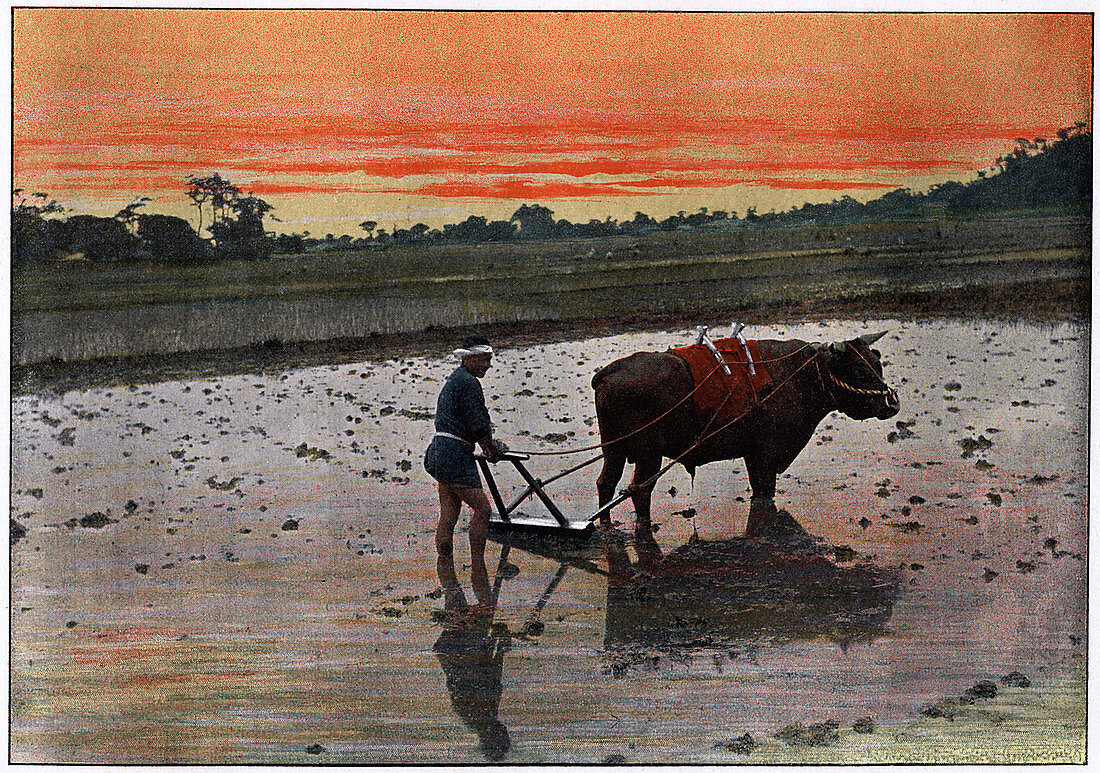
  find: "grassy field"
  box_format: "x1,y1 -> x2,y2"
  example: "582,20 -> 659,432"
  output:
12,214 -> 1088,316
10,214 -> 1091,391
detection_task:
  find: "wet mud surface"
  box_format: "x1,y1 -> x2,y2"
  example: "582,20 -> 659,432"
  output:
9,319 -> 1087,763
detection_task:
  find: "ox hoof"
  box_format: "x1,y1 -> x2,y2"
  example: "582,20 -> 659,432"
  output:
746,506 -> 808,542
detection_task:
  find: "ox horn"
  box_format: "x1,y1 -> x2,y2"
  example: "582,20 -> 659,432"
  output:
859,331 -> 888,345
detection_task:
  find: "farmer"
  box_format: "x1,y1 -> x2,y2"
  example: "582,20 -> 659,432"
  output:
424,335 -> 509,581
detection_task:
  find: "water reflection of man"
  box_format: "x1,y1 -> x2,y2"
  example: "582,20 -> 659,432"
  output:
433,554 -> 512,761
424,335 -> 508,608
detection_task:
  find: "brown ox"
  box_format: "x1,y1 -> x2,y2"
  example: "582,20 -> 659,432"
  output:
592,332 -> 900,536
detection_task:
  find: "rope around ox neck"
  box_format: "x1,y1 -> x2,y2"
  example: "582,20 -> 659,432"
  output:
514,343 -> 821,457
821,344 -> 896,400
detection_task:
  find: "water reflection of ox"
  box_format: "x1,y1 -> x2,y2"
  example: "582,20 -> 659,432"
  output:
601,509 -> 901,672
434,503 -> 900,757
504,502 -> 900,658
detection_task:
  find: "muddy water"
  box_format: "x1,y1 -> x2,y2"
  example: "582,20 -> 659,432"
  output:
9,319 -> 1087,763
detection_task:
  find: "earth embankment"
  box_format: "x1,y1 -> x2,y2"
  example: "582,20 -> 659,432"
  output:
11,215 -> 1090,393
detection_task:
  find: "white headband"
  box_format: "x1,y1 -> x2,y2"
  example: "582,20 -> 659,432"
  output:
454,345 -> 493,360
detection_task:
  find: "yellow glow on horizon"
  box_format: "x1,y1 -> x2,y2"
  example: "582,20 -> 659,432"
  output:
13,10 -> 1093,235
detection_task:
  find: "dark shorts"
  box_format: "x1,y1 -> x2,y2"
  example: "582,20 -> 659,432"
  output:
424,435 -> 482,489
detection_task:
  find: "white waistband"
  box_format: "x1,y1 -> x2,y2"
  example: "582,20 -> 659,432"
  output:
434,431 -> 473,446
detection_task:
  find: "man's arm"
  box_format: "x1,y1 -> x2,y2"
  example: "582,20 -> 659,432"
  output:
478,436 -> 510,462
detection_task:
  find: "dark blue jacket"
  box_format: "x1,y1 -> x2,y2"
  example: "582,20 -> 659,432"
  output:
434,366 -> 491,445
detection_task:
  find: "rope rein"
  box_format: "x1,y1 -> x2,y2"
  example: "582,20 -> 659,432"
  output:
499,339 -> 896,514
827,345 -> 895,396
516,343 -> 818,457
620,346 -> 828,496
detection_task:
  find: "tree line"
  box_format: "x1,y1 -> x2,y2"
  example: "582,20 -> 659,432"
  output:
11,126 -> 1090,263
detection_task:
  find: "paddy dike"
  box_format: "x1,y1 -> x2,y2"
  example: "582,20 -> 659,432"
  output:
11,213 -> 1089,392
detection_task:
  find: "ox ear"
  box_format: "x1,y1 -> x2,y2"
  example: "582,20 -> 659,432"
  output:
859,331 -> 888,346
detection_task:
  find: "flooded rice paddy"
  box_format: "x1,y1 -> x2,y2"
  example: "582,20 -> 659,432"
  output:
9,318 -> 1087,763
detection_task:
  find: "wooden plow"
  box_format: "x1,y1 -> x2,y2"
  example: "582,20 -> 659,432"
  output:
477,451 -> 634,539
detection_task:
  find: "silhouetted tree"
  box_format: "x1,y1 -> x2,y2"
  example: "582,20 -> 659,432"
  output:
59,215 -> 136,261
137,214 -> 208,260
12,188 -> 65,261
510,204 -> 558,239
209,193 -> 275,258
115,196 -> 151,236
185,173 -> 241,245
274,232 -> 307,254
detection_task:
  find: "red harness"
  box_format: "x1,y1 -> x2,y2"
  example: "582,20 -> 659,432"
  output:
670,337 -> 774,423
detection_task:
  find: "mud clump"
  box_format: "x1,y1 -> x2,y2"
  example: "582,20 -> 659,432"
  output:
852,717 -> 875,734
11,519 -> 27,545
717,733 -> 757,755
295,443 -> 331,460
1001,671 -> 1031,688
921,697 -> 969,720
205,476 -> 243,491
958,435 -> 993,458
832,544 -> 857,562
923,679 -> 999,721
67,512 -> 112,529
775,720 -> 840,747
305,744 -> 325,755
966,680 -> 998,700
281,518 -> 300,531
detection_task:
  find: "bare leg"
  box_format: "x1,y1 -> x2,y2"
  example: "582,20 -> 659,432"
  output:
454,485 -> 492,560
455,485 -> 494,607
633,530 -> 663,566
436,551 -> 468,611
435,485 -> 463,557
745,497 -> 780,538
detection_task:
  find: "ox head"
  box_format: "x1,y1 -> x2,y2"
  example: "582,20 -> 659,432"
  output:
823,331 -> 900,420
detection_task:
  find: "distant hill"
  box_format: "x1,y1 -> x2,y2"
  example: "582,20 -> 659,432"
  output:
941,129 -> 1091,212
12,128 -> 1090,264
755,128 -> 1091,228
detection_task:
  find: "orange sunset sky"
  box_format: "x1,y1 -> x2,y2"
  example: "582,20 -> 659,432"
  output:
12,10 -> 1094,237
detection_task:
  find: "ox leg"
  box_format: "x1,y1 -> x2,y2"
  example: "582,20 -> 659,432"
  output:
744,459 -> 807,540
596,451 -> 627,527
744,457 -> 777,503
629,455 -> 661,537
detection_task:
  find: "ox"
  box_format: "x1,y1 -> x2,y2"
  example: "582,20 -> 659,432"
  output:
592,331 -> 900,536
